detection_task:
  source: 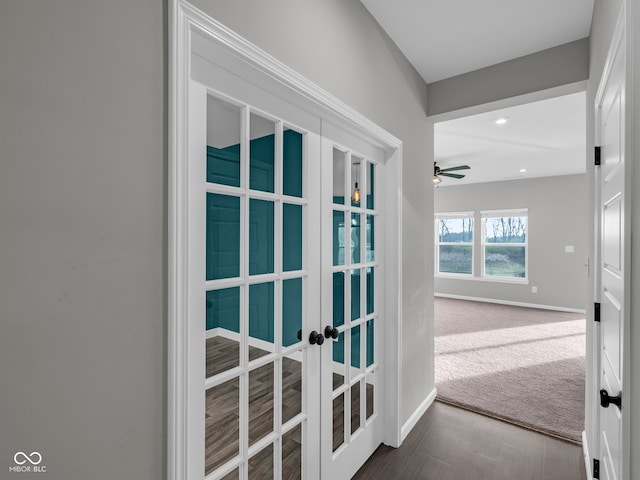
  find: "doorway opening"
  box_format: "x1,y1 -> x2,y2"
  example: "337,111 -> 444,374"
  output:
432,91 -> 587,442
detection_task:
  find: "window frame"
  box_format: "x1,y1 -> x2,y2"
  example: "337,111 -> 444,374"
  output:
480,209 -> 528,282
434,211 -> 475,277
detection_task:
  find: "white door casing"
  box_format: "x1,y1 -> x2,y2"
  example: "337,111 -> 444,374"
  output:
594,7 -> 630,480
169,2 -> 403,479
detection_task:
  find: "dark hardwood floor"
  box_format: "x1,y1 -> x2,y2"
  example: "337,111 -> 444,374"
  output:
353,401 -> 586,480
205,335 -> 586,479
205,336 -> 303,477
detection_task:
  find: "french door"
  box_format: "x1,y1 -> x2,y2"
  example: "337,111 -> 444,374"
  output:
320,129 -> 384,479
188,80 -> 322,479
185,74 -> 384,479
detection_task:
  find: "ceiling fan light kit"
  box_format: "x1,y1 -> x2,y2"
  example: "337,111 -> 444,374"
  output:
433,161 -> 470,185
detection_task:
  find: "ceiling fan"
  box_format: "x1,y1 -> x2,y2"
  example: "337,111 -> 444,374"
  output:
433,162 -> 470,185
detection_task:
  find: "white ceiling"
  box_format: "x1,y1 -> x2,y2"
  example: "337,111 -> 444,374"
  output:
360,0 -> 595,84
360,0 -> 593,185
434,92 -> 586,186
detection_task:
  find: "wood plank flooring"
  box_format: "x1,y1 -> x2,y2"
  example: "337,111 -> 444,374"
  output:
353,401 -> 586,480
206,335 -> 370,478
205,336 -> 303,477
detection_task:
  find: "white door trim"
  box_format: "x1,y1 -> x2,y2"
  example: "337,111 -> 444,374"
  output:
168,2 -> 403,478
591,5 -> 631,480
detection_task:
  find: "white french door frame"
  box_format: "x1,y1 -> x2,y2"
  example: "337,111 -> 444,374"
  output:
168,2 -> 404,479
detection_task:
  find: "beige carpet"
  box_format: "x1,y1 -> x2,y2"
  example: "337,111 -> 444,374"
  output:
435,297 -> 586,442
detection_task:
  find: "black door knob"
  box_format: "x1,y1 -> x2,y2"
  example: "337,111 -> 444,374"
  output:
324,325 -> 339,339
309,331 -> 324,345
296,329 -> 302,341
600,389 -> 622,409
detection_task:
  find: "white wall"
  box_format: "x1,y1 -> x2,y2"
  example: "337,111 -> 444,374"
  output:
434,174 -> 587,310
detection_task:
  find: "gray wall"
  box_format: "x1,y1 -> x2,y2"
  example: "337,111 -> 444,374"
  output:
190,0 -> 435,435
434,175 -> 587,310
0,1 -> 434,479
0,1 -> 165,479
587,0 -> 640,477
427,38 -> 590,117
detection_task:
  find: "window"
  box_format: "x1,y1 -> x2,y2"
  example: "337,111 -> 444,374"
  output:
481,210 -> 527,279
435,213 -> 474,275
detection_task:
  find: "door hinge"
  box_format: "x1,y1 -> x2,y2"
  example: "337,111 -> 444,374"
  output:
594,302 -> 601,322
595,146 -> 601,166
593,458 -> 600,479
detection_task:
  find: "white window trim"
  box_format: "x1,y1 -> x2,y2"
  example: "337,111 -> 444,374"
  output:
436,274 -> 529,285
480,209 -> 528,282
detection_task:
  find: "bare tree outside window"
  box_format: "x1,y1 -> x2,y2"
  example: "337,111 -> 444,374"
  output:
484,215 -> 527,278
436,216 -> 473,274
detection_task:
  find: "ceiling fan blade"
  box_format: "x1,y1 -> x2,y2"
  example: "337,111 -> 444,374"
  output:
440,172 -> 466,179
440,165 -> 470,173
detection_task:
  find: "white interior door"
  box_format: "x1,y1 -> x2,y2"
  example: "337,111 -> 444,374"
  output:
595,12 -> 628,480
187,77 -> 323,479
320,126 -> 385,479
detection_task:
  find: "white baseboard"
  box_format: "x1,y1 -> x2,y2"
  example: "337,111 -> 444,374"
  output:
582,431 -> 593,480
434,293 -> 586,314
401,388 -> 437,442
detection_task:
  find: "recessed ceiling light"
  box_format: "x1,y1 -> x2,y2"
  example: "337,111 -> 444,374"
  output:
520,168 -> 527,173
495,117 -> 510,125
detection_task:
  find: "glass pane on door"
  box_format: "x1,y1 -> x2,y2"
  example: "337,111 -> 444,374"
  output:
333,211 -> 345,266
351,156 -> 363,207
282,351 -> 302,424
249,199 -> 274,275
333,331 -> 345,390
351,382 -> 361,434
205,378 -> 240,476
249,362 -> 274,445
206,287 -> 240,377
333,148 -> 346,205
282,278 -> 302,348
249,282 -> 274,360
250,113 -> 275,193
283,204 -> 302,272
207,193 -> 240,280
282,425 -> 302,480
351,213 -> 361,264
333,392 -> 345,452
366,162 -> 375,210
283,129 -> 303,198
207,96 -> 241,187
248,444 -> 274,479
366,371 -> 374,420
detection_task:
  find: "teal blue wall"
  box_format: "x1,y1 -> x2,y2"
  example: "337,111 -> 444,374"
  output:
206,130 -> 372,365
206,131 -> 303,346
